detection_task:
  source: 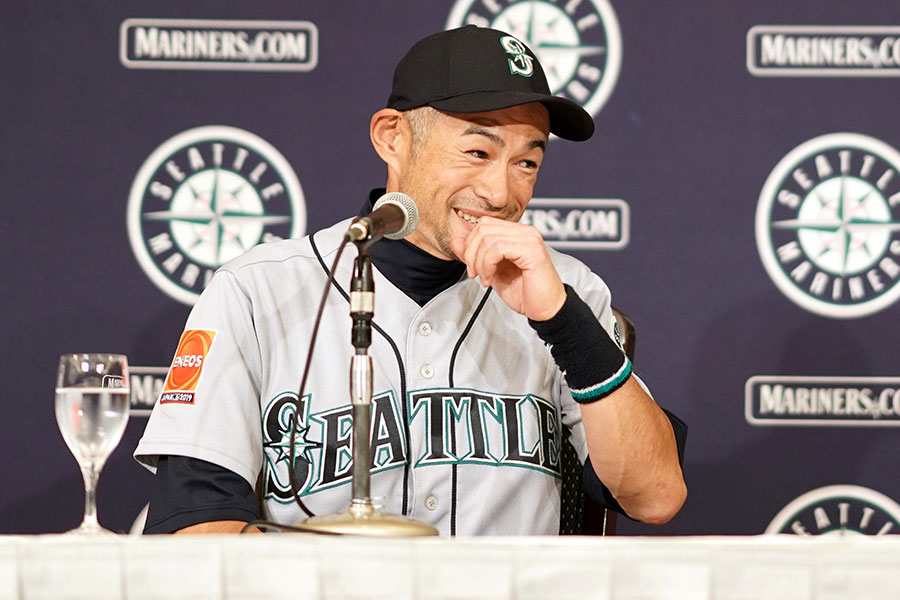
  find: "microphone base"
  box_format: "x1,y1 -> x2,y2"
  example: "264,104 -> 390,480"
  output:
295,501 -> 439,537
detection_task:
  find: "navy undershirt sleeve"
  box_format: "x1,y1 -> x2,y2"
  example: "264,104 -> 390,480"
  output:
143,456 -> 259,534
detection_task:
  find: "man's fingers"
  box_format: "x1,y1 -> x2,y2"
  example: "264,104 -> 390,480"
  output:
476,239 -> 532,286
456,218 -> 549,285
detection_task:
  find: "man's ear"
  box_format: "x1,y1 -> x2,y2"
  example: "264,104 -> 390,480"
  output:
370,108 -> 411,175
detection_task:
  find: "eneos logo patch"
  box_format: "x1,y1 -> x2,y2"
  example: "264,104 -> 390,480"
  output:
159,329 -> 217,404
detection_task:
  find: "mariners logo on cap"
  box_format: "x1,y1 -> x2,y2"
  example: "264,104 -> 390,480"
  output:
127,125 -> 306,305
766,485 -> 900,535
756,133 -> 900,319
500,35 -> 534,77
447,0 -> 622,118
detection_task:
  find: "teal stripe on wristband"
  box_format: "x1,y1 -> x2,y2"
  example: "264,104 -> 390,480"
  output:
570,358 -> 632,403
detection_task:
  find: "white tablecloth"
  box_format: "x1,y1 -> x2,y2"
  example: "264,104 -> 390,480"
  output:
1,533 -> 898,599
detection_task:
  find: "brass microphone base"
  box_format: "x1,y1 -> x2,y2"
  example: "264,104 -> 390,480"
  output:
296,501 -> 439,537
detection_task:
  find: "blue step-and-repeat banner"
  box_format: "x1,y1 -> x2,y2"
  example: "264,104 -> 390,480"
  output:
3,1 -> 900,536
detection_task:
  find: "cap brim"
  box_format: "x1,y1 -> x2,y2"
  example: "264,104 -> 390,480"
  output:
428,91 -> 594,142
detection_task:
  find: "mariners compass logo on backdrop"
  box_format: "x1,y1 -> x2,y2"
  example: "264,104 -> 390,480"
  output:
127,126 -> 306,305
755,133 -> 900,319
447,0 -> 622,120
766,485 -> 900,536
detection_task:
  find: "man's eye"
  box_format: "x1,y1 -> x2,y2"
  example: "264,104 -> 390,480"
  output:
467,150 -> 488,159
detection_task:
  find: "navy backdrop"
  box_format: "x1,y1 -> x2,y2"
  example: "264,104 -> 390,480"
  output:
3,1 -> 900,536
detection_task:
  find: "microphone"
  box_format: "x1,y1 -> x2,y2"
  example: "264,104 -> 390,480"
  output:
347,192 -> 418,242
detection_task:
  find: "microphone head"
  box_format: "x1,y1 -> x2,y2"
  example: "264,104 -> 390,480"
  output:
373,192 -> 418,240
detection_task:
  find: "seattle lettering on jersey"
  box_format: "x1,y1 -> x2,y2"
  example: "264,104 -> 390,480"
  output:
408,389 -> 561,475
261,388 -> 563,504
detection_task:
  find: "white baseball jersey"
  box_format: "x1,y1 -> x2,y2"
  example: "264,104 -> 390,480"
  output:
134,217 -> 623,535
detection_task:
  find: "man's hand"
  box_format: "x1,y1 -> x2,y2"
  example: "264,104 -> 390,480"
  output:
450,216 -> 565,321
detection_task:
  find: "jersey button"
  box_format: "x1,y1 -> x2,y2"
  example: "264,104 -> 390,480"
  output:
418,322 -> 433,336
424,495 -> 439,511
421,364 -> 434,379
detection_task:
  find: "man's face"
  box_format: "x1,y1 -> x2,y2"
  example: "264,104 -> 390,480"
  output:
394,103 -> 550,260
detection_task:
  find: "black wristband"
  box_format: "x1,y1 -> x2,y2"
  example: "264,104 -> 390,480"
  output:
528,285 -> 632,403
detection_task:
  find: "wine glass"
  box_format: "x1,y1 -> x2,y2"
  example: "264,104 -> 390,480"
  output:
55,353 -> 130,535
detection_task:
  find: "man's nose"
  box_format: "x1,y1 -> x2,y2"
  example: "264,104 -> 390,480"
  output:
473,163 -> 510,209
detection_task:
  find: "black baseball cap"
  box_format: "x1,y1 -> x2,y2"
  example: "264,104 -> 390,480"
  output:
387,25 -> 594,142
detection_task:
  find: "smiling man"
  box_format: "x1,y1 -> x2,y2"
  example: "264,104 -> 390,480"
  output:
135,25 -> 687,535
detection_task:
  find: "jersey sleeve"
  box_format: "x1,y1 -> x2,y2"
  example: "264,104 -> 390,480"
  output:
134,269 -> 264,488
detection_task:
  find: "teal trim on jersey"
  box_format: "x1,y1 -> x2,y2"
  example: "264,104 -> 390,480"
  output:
261,391 -> 318,502
544,395 -> 562,468
570,358 -> 632,401
297,407 -> 352,497
410,393 -> 507,467
444,395 -> 474,463
374,389 -> 408,466
266,384 -> 568,504
304,391 -> 408,496
437,457 -> 562,479
408,386 -> 511,467
407,386 -> 562,478
480,396 -> 506,464
407,389 -> 435,466
516,395 -> 542,460
263,390 -> 408,501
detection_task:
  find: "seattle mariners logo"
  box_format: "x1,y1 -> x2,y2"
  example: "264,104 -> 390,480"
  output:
500,35 -> 534,76
755,133 -> 900,318
260,387 -> 562,506
261,393 -> 322,503
261,391 -> 406,505
447,0 -> 622,119
766,485 -> 900,535
127,126 -> 306,305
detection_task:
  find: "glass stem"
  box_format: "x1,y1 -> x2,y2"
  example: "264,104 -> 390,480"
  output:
80,462 -> 100,529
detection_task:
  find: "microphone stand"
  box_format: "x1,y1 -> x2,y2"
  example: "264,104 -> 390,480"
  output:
298,242 -> 438,536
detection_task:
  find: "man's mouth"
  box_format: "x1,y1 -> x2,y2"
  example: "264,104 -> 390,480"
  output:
455,208 -> 480,225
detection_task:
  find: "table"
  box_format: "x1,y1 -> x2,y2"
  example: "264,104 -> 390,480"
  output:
1,534 -> 898,599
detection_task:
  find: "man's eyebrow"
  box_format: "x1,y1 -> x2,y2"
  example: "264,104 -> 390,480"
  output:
463,125 -> 504,147
462,125 -> 547,152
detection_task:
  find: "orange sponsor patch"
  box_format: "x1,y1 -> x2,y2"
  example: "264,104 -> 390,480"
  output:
159,329 -> 217,404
